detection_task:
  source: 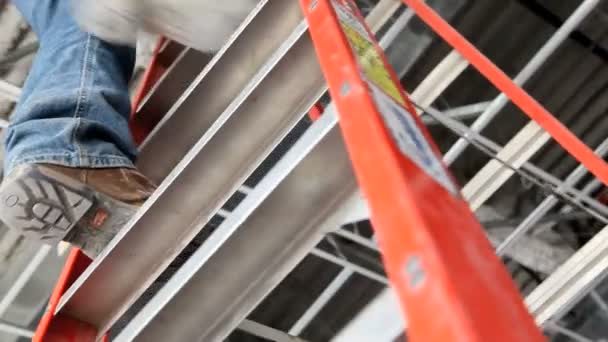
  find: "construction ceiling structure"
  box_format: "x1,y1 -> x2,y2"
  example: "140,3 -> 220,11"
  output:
0,0 -> 608,341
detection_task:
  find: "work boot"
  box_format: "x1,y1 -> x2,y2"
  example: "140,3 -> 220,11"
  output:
0,164 -> 156,258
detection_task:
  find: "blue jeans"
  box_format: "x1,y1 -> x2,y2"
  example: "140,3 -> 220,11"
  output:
4,0 -> 137,175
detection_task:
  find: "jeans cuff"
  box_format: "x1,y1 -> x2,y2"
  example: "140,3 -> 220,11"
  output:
7,152 -> 135,175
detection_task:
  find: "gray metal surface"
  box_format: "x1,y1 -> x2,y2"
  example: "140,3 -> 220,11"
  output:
133,46 -> 209,131
424,105 -> 608,222
331,288 -> 405,342
457,0 -> 605,213
0,236 -> 66,342
117,112 -> 357,341
496,137 -> 608,256
289,268 -> 354,336
545,321 -> 594,342
57,0 -> 325,335
137,0 -> 308,183
0,79 -> 20,102
239,319 -> 309,342
0,320 -> 33,338
526,224 -> 608,325
0,246 -> 50,316
310,248 -> 388,284
442,0 -> 601,165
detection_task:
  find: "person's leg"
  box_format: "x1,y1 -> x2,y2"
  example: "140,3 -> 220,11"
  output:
0,0 -> 155,258
5,0 -> 137,174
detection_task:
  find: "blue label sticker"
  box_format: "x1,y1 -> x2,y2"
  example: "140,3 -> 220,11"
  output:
369,83 -> 459,196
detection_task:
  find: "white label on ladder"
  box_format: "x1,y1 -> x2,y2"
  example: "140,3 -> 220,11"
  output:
370,84 -> 459,196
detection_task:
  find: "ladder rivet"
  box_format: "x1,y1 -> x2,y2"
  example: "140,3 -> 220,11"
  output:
404,255 -> 425,290
309,0 -> 318,11
340,82 -> 351,96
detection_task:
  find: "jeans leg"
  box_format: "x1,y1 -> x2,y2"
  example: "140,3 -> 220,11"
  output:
4,0 -> 138,175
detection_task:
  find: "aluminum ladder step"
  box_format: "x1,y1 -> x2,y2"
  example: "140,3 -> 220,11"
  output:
52,1 -> 399,340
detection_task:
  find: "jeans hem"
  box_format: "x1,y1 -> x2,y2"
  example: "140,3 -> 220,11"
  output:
8,153 -> 135,175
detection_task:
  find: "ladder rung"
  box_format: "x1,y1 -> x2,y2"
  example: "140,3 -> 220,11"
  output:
115,111 -> 354,341
136,0 -> 314,184
54,0 -> 406,338
133,46 -> 210,133
56,0 -> 321,335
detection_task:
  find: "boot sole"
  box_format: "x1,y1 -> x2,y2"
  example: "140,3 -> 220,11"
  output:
0,165 -> 137,258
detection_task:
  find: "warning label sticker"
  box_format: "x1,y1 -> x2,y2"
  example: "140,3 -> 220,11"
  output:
332,0 -> 405,106
330,0 -> 457,195
370,84 -> 459,196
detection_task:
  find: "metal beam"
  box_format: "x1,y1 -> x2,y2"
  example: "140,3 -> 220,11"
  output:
443,0 -> 603,211
114,0 -> 422,328
114,111 -> 357,341
442,0 -> 601,164
331,288 -> 405,342
462,124 -> 551,210
410,50 -> 468,108
133,46 -> 208,129
137,1 -> 313,183
332,229 -> 379,251
526,224 -> 608,325
496,137 -> 608,256
365,0 -> 401,33
424,105 -> 608,220
289,268 -> 353,336
377,4 -> 415,50
525,178 -> 603,236
488,228 -> 573,275
0,79 -> 20,102
0,320 -> 34,338
589,291 -> 608,317
239,319 -> 309,342
544,321 -> 594,342
422,101 -> 491,124
0,246 -> 51,317
310,248 -> 388,285
481,211 -> 590,229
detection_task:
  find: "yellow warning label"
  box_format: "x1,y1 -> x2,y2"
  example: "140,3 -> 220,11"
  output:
333,1 -> 405,106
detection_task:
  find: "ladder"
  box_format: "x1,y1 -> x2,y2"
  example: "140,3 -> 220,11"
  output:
31,0 -> 607,341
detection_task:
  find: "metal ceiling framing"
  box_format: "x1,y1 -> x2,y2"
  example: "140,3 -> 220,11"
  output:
442,0 -> 601,165
0,0 -> 606,340
0,320 -> 33,339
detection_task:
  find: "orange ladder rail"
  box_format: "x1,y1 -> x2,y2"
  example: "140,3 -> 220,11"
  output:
402,0 -> 608,186
301,0 -> 545,341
